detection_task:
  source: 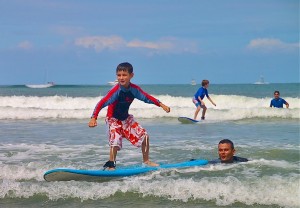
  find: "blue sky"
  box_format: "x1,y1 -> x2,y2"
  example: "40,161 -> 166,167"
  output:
0,0 -> 299,85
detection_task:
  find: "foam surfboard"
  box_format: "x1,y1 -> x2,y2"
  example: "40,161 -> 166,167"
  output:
44,159 -> 208,182
178,117 -> 199,124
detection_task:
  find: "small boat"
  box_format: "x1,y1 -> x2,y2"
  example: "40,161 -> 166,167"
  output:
25,82 -> 55,88
190,79 -> 196,85
107,80 -> 118,86
254,76 -> 269,85
26,69 -> 55,88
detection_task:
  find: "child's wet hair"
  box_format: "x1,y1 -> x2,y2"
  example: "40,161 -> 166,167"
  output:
202,80 -> 209,86
116,62 -> 133,74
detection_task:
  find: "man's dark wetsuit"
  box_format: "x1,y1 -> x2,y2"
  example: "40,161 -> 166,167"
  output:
209,156 -> 248,164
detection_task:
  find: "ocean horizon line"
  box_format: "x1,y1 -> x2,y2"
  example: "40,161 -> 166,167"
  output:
1,82 -> 299,87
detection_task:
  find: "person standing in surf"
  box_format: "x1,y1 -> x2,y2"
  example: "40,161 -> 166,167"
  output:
270,90 -> 289,108
193,79 -> 216,120
88,62 -> 170,170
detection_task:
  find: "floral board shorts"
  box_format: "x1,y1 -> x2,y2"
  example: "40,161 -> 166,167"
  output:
105,115 -> 148,150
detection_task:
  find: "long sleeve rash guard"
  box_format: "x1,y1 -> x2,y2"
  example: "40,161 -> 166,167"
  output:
91,83 -> 161,121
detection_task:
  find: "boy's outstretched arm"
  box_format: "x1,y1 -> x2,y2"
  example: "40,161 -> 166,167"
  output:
88,117 -> 98,127
208,97 -> 216,106
160,102 -> 171,113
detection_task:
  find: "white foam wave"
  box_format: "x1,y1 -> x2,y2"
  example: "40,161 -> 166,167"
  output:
130,176 -> 300,207
248,159 -> 300,169
0,141 -> 299,207
0,95 -> 299,120
0,174 -> 298,207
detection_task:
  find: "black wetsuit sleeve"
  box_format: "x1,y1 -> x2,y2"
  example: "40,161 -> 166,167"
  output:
233,156 -> 249,162
208,157 -> 248,164
208,159 -> 221,164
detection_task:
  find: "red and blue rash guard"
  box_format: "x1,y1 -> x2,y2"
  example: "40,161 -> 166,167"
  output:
91,83 -> 161,121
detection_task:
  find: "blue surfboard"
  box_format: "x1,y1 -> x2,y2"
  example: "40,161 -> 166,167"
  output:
178,117 -> 199,124
44,159 -> 208,182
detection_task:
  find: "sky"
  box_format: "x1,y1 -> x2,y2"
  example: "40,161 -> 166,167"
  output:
0,0 -> 299,85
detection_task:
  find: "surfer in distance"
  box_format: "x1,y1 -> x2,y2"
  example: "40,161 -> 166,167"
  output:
270,90 -> 289,108
192,79 -> 216,120
88,62 -> 170,170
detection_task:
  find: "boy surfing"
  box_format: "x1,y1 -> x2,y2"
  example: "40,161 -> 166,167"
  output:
193,79 -> 216,120
89,62 -> 170,170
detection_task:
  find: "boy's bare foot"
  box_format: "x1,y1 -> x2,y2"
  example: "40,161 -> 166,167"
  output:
143,160 -> 159,167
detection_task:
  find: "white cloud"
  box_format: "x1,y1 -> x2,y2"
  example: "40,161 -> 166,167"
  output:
75,36 -> 126,51
127,39 -> 173,50
247,38 -> 299,52
17,41 -> 33,50
74,35 -> 198,54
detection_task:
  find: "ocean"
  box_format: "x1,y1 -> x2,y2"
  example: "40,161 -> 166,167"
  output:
0,83 -> 299,208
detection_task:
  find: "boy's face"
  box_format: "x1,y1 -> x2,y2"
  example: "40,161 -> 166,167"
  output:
116,70 -> 134,88
274,92 -> 280,99
218,143 -> 235,163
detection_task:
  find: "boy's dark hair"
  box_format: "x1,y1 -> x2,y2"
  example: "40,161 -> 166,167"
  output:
274,90 -> 280,95
116,62 -> 133,74
202,80 -> 209,86
219,139 -> 234,149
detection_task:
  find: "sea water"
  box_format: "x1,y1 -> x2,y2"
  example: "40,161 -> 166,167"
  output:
0,83 -> 299,208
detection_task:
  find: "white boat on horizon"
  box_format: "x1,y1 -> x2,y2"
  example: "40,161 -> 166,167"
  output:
107,80 -> 118,86
190,79 -> 196,85
254,76 -> 269,85
25,82 -> 55,88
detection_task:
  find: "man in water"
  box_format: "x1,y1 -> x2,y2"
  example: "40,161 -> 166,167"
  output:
209,139 -> 248,164
270,90 -> 289,108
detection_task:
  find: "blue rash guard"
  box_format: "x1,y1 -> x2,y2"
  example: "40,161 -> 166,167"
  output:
91,83 -> 160,121
194,87 -> 209,102
270,98 -> 287,108
208,156 -> 249,164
